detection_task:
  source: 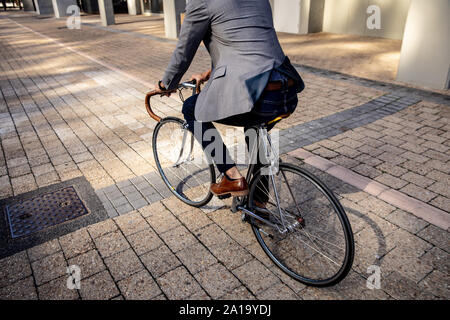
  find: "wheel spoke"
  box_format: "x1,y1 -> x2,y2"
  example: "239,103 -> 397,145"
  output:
249,164 -> 353,285
154,119 -> 214,206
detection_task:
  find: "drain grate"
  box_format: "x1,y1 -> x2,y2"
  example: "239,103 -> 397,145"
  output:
5,186 -> 89,238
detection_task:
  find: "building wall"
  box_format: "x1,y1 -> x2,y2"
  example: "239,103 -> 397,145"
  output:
23,0 -> 35,11
34,0 -> 55,14
322,0 -> 411,39
397,0 -> 450,89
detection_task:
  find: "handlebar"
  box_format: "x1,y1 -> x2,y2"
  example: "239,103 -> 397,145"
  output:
145,80 -> 200,123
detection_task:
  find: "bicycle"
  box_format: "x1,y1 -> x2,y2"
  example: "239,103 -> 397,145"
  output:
145,81 -> 354,287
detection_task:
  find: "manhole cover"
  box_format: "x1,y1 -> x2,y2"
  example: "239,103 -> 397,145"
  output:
5,186 -> 89,238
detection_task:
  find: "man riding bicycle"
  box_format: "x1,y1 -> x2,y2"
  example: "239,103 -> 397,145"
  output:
156,0 -> 305,202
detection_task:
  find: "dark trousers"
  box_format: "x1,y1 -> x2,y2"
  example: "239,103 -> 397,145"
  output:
182,84 -> 298,201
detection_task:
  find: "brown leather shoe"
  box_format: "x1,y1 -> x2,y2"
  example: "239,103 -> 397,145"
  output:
210,174 -> 249,197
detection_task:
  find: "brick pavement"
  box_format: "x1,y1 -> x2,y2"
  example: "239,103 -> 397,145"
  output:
0,12 -> 449,300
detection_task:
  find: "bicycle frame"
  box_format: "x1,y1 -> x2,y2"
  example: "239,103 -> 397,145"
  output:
146,81 -> 291,232
229,125 -> 294,233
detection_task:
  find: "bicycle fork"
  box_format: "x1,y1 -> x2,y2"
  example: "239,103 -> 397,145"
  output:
233,126 -> 294,235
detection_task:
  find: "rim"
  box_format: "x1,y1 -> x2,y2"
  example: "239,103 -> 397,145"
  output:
248,163 -> 354,286
153,118 -> 215,207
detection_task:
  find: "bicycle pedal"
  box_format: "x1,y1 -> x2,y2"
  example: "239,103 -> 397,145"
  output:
217,194 -> 231,200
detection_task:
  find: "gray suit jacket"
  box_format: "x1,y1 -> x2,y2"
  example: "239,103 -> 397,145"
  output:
162,0 -> 304,122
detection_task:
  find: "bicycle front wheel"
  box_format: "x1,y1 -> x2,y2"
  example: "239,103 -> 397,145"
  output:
248,163 -> 354,286
152,117 -> 215,207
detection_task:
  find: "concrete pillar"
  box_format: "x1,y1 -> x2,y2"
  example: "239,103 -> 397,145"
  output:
308,0 -> 325,33
34,0 -> 54,14
82,0 -> 99,14
273,0 -> 302,34
127,0 -> 141,15
98,0 -> 115,26
397,0 -> 450,90
272,0 -> 324,34
22,0 -> 35,11
52,0 -> 78,18
162,0 -> 186,39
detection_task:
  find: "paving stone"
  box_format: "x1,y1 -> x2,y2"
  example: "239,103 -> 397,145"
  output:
401,172 -> 435,188
140,245 -> 181,277
79,270 -> 119,300
419,247 -> 450,275
139,202 -> 166,218
382,271 -> 435,300
94,231 -> 130,258
160,225 -> 198,253
67,249 -> 105,280
162,196 -> 196,216
0,276 -> 37,300
385,209 -> 429,234
232,260 -> 280,295
385,229 -> 433,257
115,202 -> 134,215
357,196 -> 396,217
186,289 -> 211,300
87,219 -> 118,239
331,155 -> 360,168
31,163 -> 54,177
178,210 -> 213,232
197,224 -> 233,248
427,181 -> 450,198
376,163 -> 408,177
59,228 -> 94,259
353,163 -> 382,179
157,267 -> 202,300
27,239 -> 61,262
114,211 -> 149,236
399,184 -> 437,203
417,225 -> 450,252
209,239 -> 254,271
257,282 -> 299,300
312,147 -> 339,159
222,223 -> 256,248
117,269 -> 161,300
297,286 -> 346,300
268,265 -> 308,294
126,227 -> 163,256
380,246 -> 433,283
176,243 -> 217,274
220,286 -> 256,300
145,205 -> 181,234
375,173 -> 408,189
430,196 -> 450,212
11,173 -> 37,195
400,160 -> 435,175
37,275 -> 79,300
419,270 -> 449,299
9,164 -> 31,178
104,248 -> 144,281
31,251 -> 67,286
194,263 -> 241,299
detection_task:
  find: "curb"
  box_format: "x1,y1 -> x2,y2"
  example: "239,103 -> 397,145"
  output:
288,148 -> 450,231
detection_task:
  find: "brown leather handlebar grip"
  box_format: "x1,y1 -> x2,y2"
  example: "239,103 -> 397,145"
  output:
145,90 -> 162,122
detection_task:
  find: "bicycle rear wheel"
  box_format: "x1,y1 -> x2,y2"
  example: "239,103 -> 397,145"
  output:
152,117 -> 215,207
248,163 -> 354,286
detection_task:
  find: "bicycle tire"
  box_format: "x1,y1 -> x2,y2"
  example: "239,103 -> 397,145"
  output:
248,162 -> 354,287
152,117 -> 215,207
